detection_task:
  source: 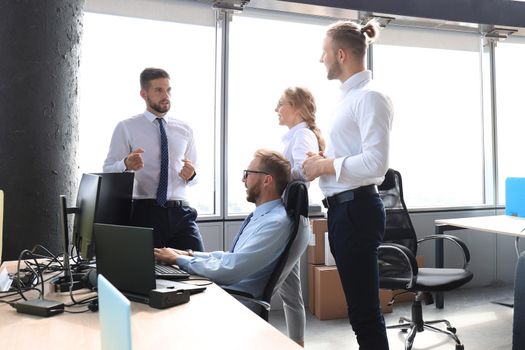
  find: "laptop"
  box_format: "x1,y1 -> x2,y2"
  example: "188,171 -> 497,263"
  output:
98,274 -> 132,350
94,223 -> 206,303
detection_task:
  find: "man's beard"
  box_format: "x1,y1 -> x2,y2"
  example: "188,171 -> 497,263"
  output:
326,60 -> 342,80
246,183 -> 261,204
147,96 -> 170,114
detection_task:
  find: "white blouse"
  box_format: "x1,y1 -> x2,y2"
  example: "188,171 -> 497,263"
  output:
282,122 -> 319,181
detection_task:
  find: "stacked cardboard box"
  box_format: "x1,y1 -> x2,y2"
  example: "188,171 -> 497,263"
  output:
307,219 -> 393,320
307,219 -> 327,265
309,264 -> 393,320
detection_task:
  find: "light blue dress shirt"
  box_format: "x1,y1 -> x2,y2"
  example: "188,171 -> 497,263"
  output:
176,199 -> 292,298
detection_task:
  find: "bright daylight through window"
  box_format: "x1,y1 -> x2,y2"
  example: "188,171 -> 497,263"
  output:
79,12 -> 216,215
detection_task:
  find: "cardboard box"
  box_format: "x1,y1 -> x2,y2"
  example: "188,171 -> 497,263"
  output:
313,266 -> 347,320
308,219 -> 327,264
324,232 -> 336,266
311,265 -> 393,320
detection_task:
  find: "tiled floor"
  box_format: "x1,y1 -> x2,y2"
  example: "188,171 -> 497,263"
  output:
269,284 -> 514,349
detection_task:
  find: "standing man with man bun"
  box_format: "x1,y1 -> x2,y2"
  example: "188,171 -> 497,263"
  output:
303,20 -> 393,350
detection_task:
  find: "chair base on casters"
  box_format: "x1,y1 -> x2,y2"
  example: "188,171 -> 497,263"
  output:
387,293 -> 464,350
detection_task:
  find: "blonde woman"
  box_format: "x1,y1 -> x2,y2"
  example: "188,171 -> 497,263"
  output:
276,87 -> 325,182
274,86 -> 324,347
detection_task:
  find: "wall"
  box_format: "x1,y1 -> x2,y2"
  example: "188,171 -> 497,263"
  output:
0,1 -> 85,261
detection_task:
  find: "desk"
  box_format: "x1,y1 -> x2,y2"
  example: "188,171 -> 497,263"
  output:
0,262 -> 301,350
434,215 -> 525,308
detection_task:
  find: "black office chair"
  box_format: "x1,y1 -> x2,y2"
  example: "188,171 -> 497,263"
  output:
225,180 -> 309,321
378,169 -> 473,350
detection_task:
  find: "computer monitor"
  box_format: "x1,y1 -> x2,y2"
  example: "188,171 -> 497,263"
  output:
58,172 -> 134,264
59,195 -> 70,269
72,173 -> 102,261
91,172 -> 134,227
51,175 -> 101,292
53,194 -> 92,292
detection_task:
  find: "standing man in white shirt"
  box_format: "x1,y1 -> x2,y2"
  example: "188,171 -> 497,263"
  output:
303,20 -> 393,350
103,68 -> 204,251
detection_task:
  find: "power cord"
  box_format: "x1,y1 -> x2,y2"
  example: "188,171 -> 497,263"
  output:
15,249 -> 45,300
8,245 -> 96,315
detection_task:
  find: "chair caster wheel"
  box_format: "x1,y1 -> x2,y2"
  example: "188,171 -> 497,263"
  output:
455,344 -> 464,350
447,327 -> 457,334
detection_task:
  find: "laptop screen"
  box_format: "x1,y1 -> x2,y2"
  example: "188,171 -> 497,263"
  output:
95,223 -> 157,296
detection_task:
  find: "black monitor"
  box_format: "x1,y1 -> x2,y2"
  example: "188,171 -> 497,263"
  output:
53,173 -> 134,291
53,194 -> 91,292
91,172 -> 134,227
72,173 -> 102,261
68,172 -> 134,262
59,195 -> 70,269
51,174 -> 101,292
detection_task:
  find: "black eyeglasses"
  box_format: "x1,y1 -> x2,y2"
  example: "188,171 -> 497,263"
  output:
243,169 -> 269,181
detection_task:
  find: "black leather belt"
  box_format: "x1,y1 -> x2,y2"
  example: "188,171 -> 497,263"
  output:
134,199 -> 189,208
322,185 -> 378,209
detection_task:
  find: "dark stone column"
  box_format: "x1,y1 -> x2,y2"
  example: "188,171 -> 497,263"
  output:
0,1 -> 85,261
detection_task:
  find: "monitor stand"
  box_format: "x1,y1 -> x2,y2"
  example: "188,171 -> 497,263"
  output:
51,271 -> 90,293
52,196 -> 92,292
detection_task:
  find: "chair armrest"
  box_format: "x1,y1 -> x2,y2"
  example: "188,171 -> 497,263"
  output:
378,243 -> 418,289
222,288 -> 271,311
417,234 -> 471,268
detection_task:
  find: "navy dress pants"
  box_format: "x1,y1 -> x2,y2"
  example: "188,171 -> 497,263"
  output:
327,193 -> 389,350
131,201 -> 204,251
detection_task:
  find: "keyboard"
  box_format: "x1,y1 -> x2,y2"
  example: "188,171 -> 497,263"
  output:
154,264 -> 190,280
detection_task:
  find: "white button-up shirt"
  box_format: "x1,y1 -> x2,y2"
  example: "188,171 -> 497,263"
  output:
103,110 -> 198,200
319,70 -> 393,197
282,122 -> 319,181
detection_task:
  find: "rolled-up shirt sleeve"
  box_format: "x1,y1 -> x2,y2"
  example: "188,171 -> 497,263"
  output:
183,126 -> 199,185
290,129 -> 318,181
103,121 -> 130,173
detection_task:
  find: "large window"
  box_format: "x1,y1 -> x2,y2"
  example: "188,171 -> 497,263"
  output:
373,27 -> 484,208
227,10 -> 338,215
79,1 -> 525,215
79,9 -> 217,215
495,37 -> 525,204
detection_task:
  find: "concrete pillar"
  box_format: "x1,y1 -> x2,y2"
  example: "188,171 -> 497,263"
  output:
0,0 -> 85,261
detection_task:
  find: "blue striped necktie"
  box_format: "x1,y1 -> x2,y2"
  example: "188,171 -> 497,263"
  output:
230,213 -> 253,252
156,118 -> 169,207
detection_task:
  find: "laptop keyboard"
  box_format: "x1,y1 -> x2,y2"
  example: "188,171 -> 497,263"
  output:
154,264 -> 190,280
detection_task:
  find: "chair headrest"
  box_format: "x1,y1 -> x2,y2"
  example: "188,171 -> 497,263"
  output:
283,181 -> 309,217
378,169 -> 396,191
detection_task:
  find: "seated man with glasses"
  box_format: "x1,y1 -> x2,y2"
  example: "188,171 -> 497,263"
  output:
154,149 -> 292,302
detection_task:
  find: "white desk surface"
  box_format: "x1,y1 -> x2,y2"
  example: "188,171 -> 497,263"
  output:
0,262 -> 301,350
435,215 -> 525,238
